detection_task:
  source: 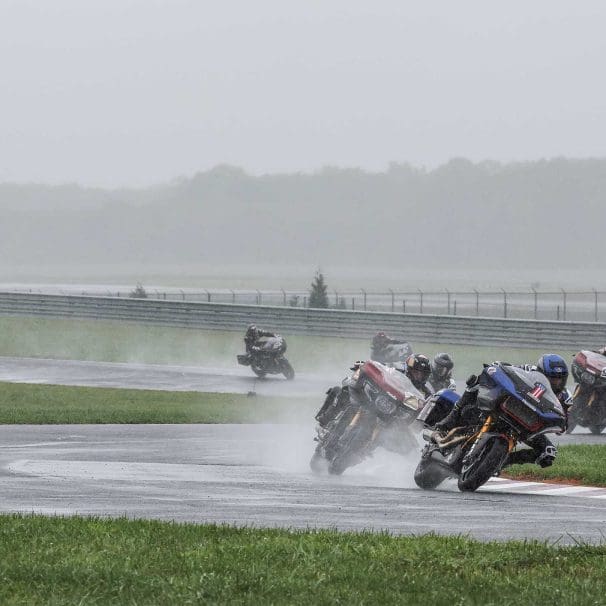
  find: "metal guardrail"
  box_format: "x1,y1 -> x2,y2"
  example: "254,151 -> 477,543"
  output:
6,286 -> 606,323
0,292 -> 605,349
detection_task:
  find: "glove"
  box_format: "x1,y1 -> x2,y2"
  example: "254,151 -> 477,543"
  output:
535,445 -> 557,468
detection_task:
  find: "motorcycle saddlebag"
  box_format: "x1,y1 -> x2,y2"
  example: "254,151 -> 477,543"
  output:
237,354 -> 251,366
417,389 -> 460,426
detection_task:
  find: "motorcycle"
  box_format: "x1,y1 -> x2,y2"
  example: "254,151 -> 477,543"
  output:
310,360 -> 426,475
414,363 -> 566,492
569,350 -> 606,434
237,335 -> 295,380
370,342 -> 413,366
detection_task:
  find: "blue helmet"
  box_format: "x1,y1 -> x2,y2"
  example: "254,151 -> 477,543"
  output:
537,354 -> 568,393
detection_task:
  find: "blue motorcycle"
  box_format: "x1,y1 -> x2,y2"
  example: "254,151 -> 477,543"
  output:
414,363 -> 566,492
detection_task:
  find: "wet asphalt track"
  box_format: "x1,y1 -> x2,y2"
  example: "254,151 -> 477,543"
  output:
1,356 -> 606,543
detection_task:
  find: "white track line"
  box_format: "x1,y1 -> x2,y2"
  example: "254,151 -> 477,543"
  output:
481,477 -> 606,499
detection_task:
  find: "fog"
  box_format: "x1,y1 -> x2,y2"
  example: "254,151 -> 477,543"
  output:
1,2 -> 606,289
1,159 -> 605,289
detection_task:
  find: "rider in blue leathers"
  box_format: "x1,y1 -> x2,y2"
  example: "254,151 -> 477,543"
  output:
435,354 -> 570,468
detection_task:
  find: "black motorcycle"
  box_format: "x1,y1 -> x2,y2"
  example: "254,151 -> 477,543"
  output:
310,360 -> 425,475
414,363 -> 566,492
237,335 -> 295,380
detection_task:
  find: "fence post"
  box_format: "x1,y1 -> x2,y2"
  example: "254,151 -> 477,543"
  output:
556,305 -> 560,321
180,289 -> 185,301
501,289 -> 507,318
334,290 -> 339,308
389,289 -> 394,312
205,289 -> 211,303
474,289 -> 479,316
532,288 -> 538,319
281,289 -> 286,306
595,289 -> 599,322
418,289 -> 424,314
402,299 -> 406,313
561,288 -> 567,321
446,289 -> 451,315
304,295 -> 307,308
361,289 -> 367,311
256,290 -> 262,305
352,297 -> 355,311
454,300 -> 457,315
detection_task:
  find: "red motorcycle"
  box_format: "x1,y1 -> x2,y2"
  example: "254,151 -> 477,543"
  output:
569,350 -> 606,434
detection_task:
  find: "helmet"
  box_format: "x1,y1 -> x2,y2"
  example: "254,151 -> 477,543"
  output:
245,324 -> 259,342
405,354 -> 431,389
431,352 -> 454,380
536,353 -> 568,394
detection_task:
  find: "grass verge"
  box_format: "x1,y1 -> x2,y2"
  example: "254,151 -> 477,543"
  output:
505,444 -> 606,487
0,314 -> 575,377
0,381 -> 316,424
1,514 -> 605,606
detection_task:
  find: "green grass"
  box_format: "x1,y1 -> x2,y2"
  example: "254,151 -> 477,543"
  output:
506,444 -> 606,487
0,314 -> 575,377
0,381 -> 316,424
0,515 -> 605,605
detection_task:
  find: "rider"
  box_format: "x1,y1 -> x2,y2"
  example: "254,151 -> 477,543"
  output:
427,352 -> 457,393
435,356 -> 569,468
399,353 -> 432,398
244,324 -> 278,354
370,331 -> 412,364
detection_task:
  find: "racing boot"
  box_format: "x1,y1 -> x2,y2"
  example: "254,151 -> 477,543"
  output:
434,376 -> 478,431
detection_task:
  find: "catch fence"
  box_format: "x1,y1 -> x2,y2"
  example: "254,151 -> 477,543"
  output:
8,286 -> 606,323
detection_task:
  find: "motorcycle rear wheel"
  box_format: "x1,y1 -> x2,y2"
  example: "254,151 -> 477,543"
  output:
309,448 -> 328,474
414,457 -> 448,490
457,438 -> 509,492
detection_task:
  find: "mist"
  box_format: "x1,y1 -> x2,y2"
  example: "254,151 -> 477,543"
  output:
1,159 -> 605,289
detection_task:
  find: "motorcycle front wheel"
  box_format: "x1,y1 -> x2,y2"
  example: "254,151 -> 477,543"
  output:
280,358 -> 295,380
457,437 -> 509,492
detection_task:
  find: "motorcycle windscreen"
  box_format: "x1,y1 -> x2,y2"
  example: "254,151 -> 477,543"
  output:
500,365 -> 564,417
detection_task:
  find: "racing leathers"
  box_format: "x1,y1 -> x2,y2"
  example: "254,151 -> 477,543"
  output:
245,328 -> 277,354
435,368 -> 559,468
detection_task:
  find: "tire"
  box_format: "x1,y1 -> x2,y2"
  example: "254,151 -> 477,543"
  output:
309,448 -> 327,474
589,424 -> 606,435
328,451 -> 358,476
327,418 -> 371,475
457,437 -> 510,492
280,358 -> 295,380
251,365 -> 266,379
414,456 -> 447,490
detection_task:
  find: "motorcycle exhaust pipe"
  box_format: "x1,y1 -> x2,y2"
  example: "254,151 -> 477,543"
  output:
422,428 -> 438,443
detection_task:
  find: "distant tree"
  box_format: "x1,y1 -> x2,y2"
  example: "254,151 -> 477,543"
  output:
335,296 -> 347,310
309,271 -> 329,309
129,282 -> 148,299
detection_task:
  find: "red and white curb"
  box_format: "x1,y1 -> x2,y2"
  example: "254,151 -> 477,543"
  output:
480,477 -> 606,499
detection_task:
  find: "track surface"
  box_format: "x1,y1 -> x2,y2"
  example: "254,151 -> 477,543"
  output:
1,423 -> 606,544
1,356 -> 606,543
0,356 -> 332,397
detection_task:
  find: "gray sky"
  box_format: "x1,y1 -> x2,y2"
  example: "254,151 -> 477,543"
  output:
1,0 -> 605,186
